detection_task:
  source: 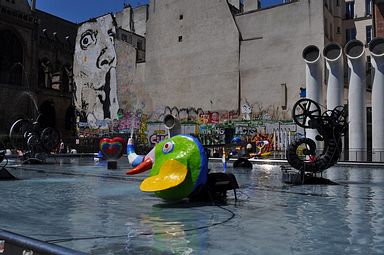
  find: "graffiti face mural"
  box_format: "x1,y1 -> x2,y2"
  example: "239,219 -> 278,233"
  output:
74,14 -> 119,128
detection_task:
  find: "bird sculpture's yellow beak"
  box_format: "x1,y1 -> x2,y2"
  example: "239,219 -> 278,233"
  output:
140,159 -> 188,192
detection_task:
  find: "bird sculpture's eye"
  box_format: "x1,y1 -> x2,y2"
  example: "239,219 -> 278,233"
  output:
162,141 -> 174,154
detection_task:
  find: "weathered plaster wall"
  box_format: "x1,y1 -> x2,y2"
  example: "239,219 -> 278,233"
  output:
73,14 -> 119,129
115,39 -> 136,110
115,6 -> 132,32
115,40 -> 146,113
236,0 -> 325,120
115,5 -> 147,37
144,0 -> 240,114
243,0 -> 260,12
228,0 -> 241,9
133,5 -> 148,37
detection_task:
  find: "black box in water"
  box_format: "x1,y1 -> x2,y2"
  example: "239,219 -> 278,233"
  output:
281,166 -> 338,185
107,161 -> 117,170
282,170 -> 302,184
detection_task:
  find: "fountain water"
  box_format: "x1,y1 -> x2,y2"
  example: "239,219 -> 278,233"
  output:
6,62 -> 39,123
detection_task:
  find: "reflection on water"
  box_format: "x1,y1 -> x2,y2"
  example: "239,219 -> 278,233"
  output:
0,159 -> 384,254
131,214 -> 193,254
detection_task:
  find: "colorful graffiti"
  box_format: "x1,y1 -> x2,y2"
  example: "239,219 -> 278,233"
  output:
117,111 -> 142,133
74,100 -> 300,158
149,130 -> 167,145
137,114 -> 148,145
252,133 -> 274,157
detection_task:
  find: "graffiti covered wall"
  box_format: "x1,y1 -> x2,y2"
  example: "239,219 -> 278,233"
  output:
73,14 -> 119,129
73,96 -> 302,158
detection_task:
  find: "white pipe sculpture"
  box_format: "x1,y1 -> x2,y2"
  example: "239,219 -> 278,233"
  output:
323,42 -> 344,110
163,114 -> 181,138
369,37 -> 384,161
345,40 -> 367,161
302,45 -> 322,149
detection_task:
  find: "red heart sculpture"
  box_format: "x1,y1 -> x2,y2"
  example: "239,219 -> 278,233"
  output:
99,137 -> 126,160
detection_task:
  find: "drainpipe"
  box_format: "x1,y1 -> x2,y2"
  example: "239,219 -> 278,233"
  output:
369,37 -> 384,161
323,42 -> 344,110
345,39 -> 367,161
302,45 -> 322,149
31,0 -> 36,11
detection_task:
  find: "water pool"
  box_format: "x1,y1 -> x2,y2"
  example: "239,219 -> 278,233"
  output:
0,158 -> 383,254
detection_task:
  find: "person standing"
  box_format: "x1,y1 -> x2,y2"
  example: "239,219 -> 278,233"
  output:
59,140 -> 65,154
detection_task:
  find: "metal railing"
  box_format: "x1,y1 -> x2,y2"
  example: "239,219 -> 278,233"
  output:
24,134 -> 384,163
268,149 -> 384,163
0,229 -> 88,255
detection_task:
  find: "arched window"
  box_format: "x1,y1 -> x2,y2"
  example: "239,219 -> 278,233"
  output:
61,63 -> 73,92
38,58 -> 52,88
0,30 -> 23,85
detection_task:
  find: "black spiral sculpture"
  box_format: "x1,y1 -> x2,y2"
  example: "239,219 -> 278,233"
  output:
286,98 -> 347,173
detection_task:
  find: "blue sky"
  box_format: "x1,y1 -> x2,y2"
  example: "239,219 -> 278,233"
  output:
35,0 -> 284,23
36,0 -> 146,23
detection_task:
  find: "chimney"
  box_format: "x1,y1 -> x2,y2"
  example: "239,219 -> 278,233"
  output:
243,0 -> 260,12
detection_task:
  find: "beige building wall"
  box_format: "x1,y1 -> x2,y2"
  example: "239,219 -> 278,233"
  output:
144,0 -> 240,113
341,0 -> 372,107
355,18 -> 373,45
236,0 -> 326,120
323,0 -> 344,45
343,0 -> 372,45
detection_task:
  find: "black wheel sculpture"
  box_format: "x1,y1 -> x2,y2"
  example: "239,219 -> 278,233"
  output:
27,134 -> 39,147
287,138 -> 317,172
286,99 -> 347,177
330,106 -> 348,132
292,98 -> 321,128
9,115 -> 60,163
0,141 -> 5,163
41,127 -> 60,151
9,119 -> 32,150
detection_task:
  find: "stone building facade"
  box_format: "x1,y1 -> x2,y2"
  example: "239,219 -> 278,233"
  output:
0,0 -> 77,139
